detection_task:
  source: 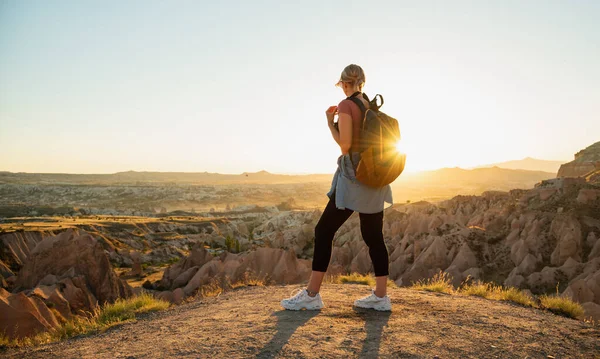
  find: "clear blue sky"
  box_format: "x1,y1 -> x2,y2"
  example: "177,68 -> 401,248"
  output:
1,0 -> 599,174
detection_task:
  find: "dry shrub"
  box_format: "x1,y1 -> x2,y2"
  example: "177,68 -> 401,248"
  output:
324,273 -> 396,288
459,281 -> 493,298
411,271 -> 454,294
540,295 -> 584,319
459,280 -> 535,307
0,292 -> 170,348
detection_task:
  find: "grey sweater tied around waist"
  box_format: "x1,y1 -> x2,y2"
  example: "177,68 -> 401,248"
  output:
327,152 -> 393,214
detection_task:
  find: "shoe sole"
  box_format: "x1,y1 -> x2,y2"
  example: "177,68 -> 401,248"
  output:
281,302 -> 324,311
353,303 -> 391,311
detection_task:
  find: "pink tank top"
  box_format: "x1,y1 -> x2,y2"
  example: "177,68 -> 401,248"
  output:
337,95 -> 369,153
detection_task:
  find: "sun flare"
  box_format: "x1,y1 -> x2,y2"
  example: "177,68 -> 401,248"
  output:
395,141 -> 402,153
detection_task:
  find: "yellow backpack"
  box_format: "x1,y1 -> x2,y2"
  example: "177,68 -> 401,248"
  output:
347,92 -> 406,188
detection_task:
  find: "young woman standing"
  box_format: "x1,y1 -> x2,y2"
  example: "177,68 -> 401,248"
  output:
281,64 -> 393,311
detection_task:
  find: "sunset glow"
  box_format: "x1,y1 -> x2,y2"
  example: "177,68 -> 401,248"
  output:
0,1 -> 598,175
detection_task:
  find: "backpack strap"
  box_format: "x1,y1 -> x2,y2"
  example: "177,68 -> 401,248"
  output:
346,92 -> 369,115
344,92 -> 370,165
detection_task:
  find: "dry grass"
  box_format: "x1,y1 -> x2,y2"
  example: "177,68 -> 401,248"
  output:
459,281 -> 492,298
0,293 -> 170,348
458,280 -> 535,307
498,287 -> 536,307
324,273 -> 397,288
540,295 -> 585,319
410,271 -> 454,294
334,273 -> 376,286
410,277 -> 587,320
187,272 -> 267,302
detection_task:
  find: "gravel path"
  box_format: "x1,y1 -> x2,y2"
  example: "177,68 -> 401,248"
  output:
4,284 -> 599,358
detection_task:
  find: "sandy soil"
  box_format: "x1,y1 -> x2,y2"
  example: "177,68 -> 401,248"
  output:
4,284 -> 599,359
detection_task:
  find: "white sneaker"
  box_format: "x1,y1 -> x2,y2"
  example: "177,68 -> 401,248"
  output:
281,288 -> 324,310
353,289 -> 392,311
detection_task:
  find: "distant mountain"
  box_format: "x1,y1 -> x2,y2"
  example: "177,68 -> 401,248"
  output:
474,157 -> 566,174
391,166 -> 556,203
402,166 -> 555,183
0,170 -> 333,185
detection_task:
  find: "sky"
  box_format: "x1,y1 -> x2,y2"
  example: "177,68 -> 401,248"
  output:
0,0 -> 599,175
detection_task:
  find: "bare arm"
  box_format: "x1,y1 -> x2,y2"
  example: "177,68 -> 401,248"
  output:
328,122 -> 341,146
336,113 -> 352,154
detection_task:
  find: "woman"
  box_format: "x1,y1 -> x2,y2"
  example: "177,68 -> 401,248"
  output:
281,64 -> 393,311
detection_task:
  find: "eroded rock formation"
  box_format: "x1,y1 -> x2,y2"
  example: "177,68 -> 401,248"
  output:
557,141 -> 600,178
0,229 -> 132,340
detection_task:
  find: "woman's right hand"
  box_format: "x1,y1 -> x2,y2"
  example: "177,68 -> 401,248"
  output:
326,106 -> 338,127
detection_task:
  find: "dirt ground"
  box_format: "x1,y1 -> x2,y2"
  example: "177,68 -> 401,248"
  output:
3,284 -> 599,359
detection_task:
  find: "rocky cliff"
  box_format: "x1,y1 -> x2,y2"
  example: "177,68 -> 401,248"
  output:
557,141 -> 600,178
1,229 -> 132,340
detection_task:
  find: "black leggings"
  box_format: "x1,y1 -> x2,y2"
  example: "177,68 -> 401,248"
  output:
312,191 -> 389,277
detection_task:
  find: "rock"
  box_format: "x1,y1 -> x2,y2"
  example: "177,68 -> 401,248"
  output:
0,288 -> 60,340
559,258 -> 583,280
172,288 -> 184,305
0,231 -> 49,272
234,247 -> 310,284
158,244 -> 213,290
331,246 -> 353,269
444,265 -> 463,287
587,232 -> 598,248
59,276 -> 98,315
389,254 -> 410,281
577,189 -> 599,204
582,302 -> 600,321
30,284 -> 72,321
449,243 -> 478,272
557,141 -> 600,178
550,215 -> 582,266
0,260 -> 13,278
511,240 -> 529,266
562,279 -> 595,303
400,236 -> 448,285
171,266 -> 200,289
14,229 -> 132,304
128,251 -> 143,277
521,289 -> 534,298
504,274 -> 525,288
38,274 -> 58,286
462,267 -> 482,281
515,254 -> 540,276
539,188 -> 557,201
589,237 -> 600,260
156,290 -> 174,304
237,222 -> 249,237
184,260 -> 224,295
349,247 -> 372,274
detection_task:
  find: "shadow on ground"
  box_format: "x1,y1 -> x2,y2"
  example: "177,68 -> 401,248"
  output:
256,307 -> 392,358
256,310 -> 320,358
353,308 -> 392,359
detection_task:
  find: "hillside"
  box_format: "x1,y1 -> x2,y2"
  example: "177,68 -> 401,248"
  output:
4,284 -> 598,358
0,166 -> 556,216
0,170 -> 333,186
475,157 -> 565,174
